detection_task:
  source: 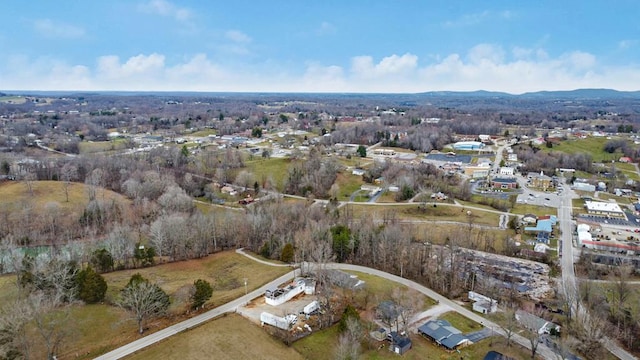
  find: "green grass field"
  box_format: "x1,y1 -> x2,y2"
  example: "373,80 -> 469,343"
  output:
334,172 -> 366,200
103,251 -> 290,310
78,139 -> 130,154
438,311 -> 482,333
511,203 -> 558,217
187,129 -> 217,137
243,157 -> 293,191
345,203 -> 500,227
543,137 -> 625,162
0,95 -> 27,104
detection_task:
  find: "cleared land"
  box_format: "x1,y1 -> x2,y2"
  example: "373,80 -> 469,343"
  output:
243,157 -> 292,190
542,137 -> 623,162
0,180 -> 130,220
78,139 -> 130,154
346,203 -> 501,227
125,313 -> 303,360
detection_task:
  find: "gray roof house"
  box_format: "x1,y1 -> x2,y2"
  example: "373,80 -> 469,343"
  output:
417,320 -> 470,350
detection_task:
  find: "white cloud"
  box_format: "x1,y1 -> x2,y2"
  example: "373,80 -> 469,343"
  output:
467,44 -> 504,64
138,0 -> 192,21
351,53 -> 418,78
97,53 -> 165,79
33,19 -> 85,39
225,30 -> 251,43
2,46 -> 640,93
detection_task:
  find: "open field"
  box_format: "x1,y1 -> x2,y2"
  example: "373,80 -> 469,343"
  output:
126,313 -> 303,360
596,192 -> 634,205
103,251 -> 291,310
78,139 -> 130,154
243,157 -> 292,190
614,162 -> 640,181
511,203 -> 558,217
543,137 -> 623,162
344,203 -> 501,227
0,95 -> 27,104
187,129 -> 217,137
334,172 -> 365,200
0,180 -> 130,221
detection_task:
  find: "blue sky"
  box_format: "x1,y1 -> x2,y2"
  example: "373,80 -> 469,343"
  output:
1,0 -> 639,93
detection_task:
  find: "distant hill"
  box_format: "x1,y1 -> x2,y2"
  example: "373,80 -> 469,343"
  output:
519,88 -> 640,99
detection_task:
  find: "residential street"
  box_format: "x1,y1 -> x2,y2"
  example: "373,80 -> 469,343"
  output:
557,179 -> 637,360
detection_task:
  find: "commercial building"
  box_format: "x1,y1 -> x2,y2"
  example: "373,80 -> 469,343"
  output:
584,201 -> 626,218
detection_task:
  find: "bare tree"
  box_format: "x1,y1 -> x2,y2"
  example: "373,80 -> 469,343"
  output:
0,299 -> 33,360
391,288 -> 424,335
334,318 -> 362,360
29,292 -> 72,360
492,307 -> 518,347
60,163 -> 78,202
118,277 -> 170,334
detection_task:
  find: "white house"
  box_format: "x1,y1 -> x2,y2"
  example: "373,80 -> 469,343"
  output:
265,280 -> 305,306
499,167 -> 515,177
468,291 -> 497,314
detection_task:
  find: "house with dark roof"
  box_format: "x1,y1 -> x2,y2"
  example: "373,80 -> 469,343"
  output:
483,350 -> 515,360
389,331 -> 412,355
417,320 -> 470,350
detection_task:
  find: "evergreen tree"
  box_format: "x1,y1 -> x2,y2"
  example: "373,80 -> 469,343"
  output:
280,243 -> 295,263
76,266 -> 107,303
190,279 -> 213,310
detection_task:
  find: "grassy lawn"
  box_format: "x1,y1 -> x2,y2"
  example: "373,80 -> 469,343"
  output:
78,139 -> 130,154
188,129 -> 217,137
596,192 -> 634,205
544,137 -> 623,162
334,172 -> 365,200
344,203 -> 500,227
511,204 -> 557,217
0,95 -> 27,104
343,271 -> 437,308
126,313 -> 303,360
615,162 -> 640,181
0,251 -> 291,359
439,311 -> 482,333
103,251 -> 291,311
293,321 -> 533,360
243,157 -> 292,191
376,190 -> 398,203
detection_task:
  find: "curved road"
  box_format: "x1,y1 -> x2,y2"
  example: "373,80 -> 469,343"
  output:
98,249 -> 559,360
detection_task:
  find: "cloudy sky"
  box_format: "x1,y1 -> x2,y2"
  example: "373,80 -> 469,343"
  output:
1,0 -> 639,93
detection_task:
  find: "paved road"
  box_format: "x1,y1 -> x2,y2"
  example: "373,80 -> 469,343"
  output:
94,269 -> 296,360
557,178 -> 637,360
310,262 -> 559,360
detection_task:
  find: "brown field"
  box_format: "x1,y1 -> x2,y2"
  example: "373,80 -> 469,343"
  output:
102,250 -> 291,311
0,251 -> 291,359
345,203 -> 501,227
126,313 -> 303,360
0,180 -> 131,222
